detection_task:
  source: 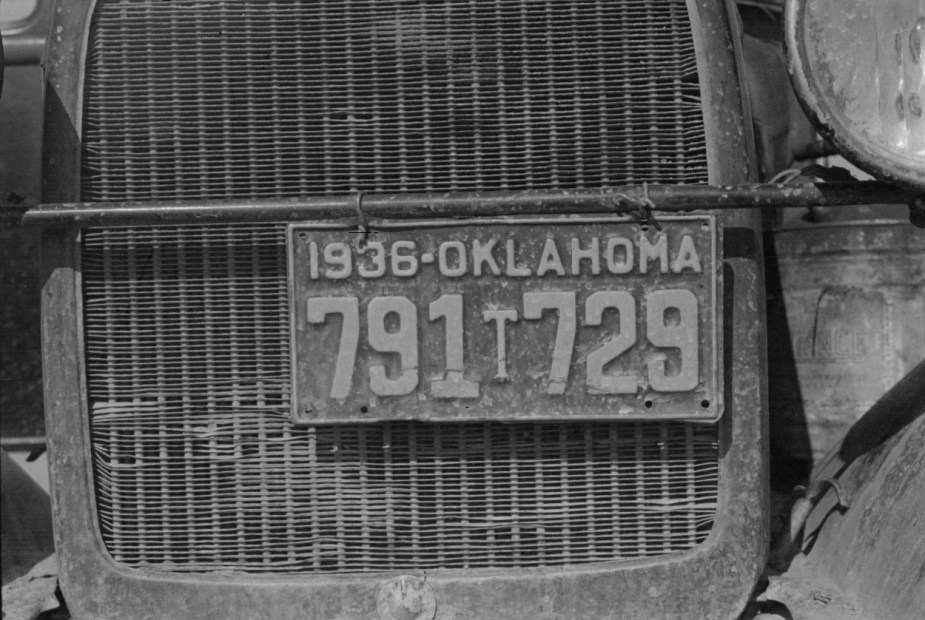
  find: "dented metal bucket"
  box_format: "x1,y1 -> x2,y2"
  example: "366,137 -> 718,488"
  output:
768,219 -> 925,463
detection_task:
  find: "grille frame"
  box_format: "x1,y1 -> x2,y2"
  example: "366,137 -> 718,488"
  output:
40,0 -> 768,618
80,221 -> 722,574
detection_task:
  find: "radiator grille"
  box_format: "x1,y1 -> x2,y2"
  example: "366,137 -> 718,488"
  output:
82,225 -> 719,573
80,0 -> 720,575
81,0 -> 708,201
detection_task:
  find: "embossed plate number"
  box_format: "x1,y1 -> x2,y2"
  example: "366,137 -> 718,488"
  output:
288,216 -> 721,423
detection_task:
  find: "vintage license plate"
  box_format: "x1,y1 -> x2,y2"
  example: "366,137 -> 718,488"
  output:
288,215 -> 721,423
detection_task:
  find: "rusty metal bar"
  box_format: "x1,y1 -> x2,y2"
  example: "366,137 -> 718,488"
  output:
0,437 -> 47,451
8,181 -> 924,227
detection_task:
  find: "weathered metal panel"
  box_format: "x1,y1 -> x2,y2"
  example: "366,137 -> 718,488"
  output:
769,220 -> 925,462
769,362 -> 925,620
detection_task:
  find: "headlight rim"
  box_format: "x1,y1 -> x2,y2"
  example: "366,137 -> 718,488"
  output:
784,0 -> 925,191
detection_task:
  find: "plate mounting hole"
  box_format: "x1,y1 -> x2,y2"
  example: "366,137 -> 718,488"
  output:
644,399 -> 653,409
700,399 -> 710,409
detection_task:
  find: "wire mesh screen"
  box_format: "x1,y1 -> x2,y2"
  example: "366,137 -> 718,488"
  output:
81,0 -> 708,201
82,225 -> 719,573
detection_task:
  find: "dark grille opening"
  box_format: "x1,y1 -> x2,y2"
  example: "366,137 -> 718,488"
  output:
82,225 -> 719,573
81,0 -> 708,201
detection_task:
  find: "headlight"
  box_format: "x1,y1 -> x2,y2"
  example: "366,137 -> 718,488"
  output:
785,0 -> 925,189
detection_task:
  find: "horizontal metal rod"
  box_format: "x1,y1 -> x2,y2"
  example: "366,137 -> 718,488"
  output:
0,436 -> 47,451
9,181 -> 923,227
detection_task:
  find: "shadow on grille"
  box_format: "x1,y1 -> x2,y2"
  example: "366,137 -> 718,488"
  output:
81,0 -> 707,201
82,225 -> 719,574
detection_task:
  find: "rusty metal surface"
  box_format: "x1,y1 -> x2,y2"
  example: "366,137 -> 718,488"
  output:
768,220 -> 925,463
376,576 -> 437,620
759,556 -> 866,620
40,0 -> 769,618
17,182 -> 924,228
769,364 -> 925,620
40,0 -> 88,205
289,215 -> 721,423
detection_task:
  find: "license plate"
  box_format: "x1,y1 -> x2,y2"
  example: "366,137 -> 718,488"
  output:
288,215 -> 721,423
